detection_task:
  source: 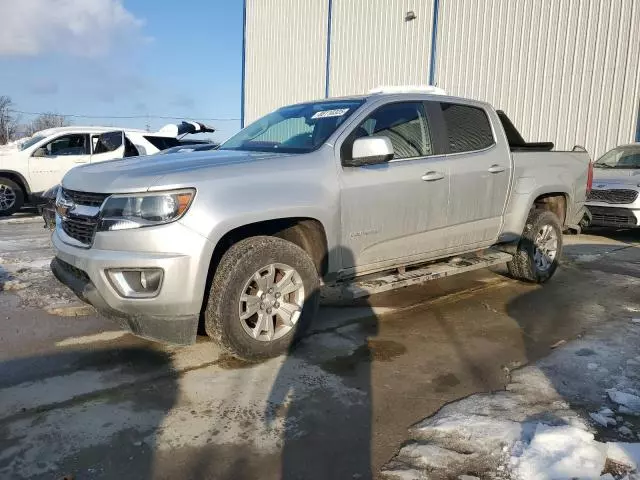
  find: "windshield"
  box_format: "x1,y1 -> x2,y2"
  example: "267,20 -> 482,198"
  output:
219,99 -> 364,153
594,145 -> 640,169
19,135 -> 46,151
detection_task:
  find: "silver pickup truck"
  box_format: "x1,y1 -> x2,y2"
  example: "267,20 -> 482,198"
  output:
50,90 -> 592,360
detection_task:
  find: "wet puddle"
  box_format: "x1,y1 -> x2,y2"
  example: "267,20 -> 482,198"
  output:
320,339 -> 407,376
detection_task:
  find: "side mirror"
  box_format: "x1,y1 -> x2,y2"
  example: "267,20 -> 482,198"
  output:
33,147 -> 48,158
345,137 -> 394,167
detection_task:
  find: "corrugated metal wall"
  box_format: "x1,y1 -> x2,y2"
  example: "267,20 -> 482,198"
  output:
328,0 -> 435,97
243,0 -> 329,124
435,0 -> 640,158
243,0 -> 640,156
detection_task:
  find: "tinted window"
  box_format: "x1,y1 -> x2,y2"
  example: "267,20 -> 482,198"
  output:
94,132 -> 123,154
144,136 -> 180,151
343,102 -> 432,160
43,134 -> 89,156
441,103 -> 494,153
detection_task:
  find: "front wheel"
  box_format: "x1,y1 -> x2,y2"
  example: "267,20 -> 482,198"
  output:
508,209 -> 563,283
0,177 -> 24,217
204,236 -> 320,361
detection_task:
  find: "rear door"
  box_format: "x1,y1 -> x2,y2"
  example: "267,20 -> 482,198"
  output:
437,102 -> 511,247
338,101 -> 450,274
28,133 -> 91,192
90,131 -> 126,163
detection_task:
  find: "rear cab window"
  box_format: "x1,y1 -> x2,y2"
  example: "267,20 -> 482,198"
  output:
439,103 -> 495,154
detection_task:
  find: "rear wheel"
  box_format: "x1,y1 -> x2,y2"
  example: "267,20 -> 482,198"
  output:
204,236 -> 320,361
0,177 -> 24,217
508,209 -> 563,283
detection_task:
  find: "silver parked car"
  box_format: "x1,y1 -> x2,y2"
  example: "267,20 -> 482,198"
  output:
586,144 -> 640,228
50,89 -> 591,361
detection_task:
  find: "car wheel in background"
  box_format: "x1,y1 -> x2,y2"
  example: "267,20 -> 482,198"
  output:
0,177 -> 24,217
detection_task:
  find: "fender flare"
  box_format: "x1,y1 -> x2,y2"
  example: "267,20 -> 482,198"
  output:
0,170 -> 31,195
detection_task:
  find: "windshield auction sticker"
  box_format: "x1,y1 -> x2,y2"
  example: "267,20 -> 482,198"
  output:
311,108 -> 350,119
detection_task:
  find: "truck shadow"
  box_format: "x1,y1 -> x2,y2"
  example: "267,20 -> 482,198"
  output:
186,245 -> 379,479
0,346 -> 179,480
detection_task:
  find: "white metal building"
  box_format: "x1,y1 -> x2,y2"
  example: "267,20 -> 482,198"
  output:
242,0 -> 640,158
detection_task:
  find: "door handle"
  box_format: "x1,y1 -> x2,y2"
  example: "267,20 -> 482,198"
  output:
488,164 -> 506,174
421,171 -> 445,182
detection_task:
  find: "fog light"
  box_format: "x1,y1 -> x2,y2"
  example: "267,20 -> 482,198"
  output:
107,268 -> 164,298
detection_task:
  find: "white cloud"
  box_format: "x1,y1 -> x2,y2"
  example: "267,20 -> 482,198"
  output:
0,0 -> 146,57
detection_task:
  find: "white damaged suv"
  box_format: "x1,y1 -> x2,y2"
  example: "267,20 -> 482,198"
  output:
0,122 -> 214,216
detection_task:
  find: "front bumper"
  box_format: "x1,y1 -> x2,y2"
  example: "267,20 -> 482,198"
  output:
586,204 -> 640,228
51,222 -> 214,344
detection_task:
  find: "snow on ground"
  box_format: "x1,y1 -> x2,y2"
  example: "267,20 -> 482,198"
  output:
0,224 -> 93,316
382,311 -> 640,480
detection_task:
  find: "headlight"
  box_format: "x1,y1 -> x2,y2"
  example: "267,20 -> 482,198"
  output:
98,189 -> 195,231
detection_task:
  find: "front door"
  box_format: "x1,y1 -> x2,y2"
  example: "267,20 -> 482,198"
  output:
338,101 -> 450,274
28,133 -> 91,193
439,102 -> 511,247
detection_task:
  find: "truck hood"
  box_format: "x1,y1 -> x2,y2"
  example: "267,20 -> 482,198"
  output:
61,150 -> 286,193
592,168 -> 640,186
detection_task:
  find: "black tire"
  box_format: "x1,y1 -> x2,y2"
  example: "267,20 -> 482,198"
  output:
508,209 -> 563,283
0,177 -> 24,217
204,236 -> 320,361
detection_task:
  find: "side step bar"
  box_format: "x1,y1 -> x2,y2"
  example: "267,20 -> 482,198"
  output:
322,249 -> 513,301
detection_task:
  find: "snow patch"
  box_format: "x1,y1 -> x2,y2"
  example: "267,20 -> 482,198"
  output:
510,424 -> 607,480
608,390 -> 640,414
591,412 -> 615,427
606,443 -> 640,470
55,331 -> 128,347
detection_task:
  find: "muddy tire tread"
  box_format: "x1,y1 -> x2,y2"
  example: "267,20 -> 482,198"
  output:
204,236 -> 319,361
508,209 -> 563,283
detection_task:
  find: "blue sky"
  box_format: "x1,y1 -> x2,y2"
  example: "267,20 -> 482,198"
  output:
0,0 -> 243,141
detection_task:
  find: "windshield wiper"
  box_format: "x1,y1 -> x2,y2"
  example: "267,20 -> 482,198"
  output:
593,163 -> 612,168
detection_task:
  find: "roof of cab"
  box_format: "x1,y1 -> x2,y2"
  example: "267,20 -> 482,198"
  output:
280,85 -> 492,110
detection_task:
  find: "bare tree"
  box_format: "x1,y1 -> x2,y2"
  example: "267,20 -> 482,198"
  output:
0,96 -> 20,145
25,113 -> 70,136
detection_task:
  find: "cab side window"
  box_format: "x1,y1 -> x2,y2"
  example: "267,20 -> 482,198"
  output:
440,103 -> 494,153
342,102 -> 433,161
41,134 -> 90,156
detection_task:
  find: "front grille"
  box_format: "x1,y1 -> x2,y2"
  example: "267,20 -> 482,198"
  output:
60,188 -> 108,246
587,189 -> 638,204
62,189 -> 109,207
62,215 -> 99,245
588,206 -> 638,227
